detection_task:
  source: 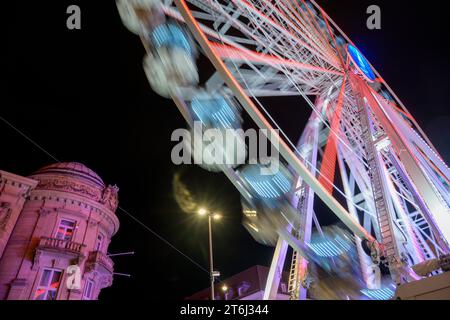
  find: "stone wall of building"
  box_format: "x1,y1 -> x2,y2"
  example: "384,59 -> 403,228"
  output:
0,171 -> 38,260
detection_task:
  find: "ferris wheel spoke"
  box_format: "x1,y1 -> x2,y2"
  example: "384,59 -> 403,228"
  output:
164,4 -> 262,48
204,0 -> 340,72
169,0 -> 345,94
206,60 -> 339,97
210,42 -> 344,76
254,0 -> 340,66
220,0 -> 341,69
201,35 -> 344,97
283,0 -> 340,62
315,7 -> 346,68
207,65 -> 323,97
231,71 -> 322,96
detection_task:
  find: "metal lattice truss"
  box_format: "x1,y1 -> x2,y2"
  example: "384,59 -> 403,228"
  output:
163,0 -> 344,97
127,0 -> 450,299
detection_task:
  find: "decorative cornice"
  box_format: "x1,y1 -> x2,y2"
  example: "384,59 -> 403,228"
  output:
0,170 -> 38,190
29,190 -> 120,235
35,178 -> 102,202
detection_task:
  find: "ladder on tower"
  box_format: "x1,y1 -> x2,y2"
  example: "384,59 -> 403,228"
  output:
286,110 -> 321,300
352,82 -> 403,281
288,183 -> 309,300
288,246 -> 302,300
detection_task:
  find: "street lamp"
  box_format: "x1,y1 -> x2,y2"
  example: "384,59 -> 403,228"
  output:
198,207 -> 221,300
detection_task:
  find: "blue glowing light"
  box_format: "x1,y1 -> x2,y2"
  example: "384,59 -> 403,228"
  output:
361,287 -> 395,300
150,24 -> 193,56
308,235 -> 352,258
191,96 -> 240,129
347,44 -> 376,82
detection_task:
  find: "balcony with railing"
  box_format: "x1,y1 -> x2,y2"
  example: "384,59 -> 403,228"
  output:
37,236 -> 86,255
85,250 -> 114,274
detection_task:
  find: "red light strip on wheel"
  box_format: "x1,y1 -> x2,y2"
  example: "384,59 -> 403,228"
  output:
318,74 -> 347,194
209,42 -> 344,76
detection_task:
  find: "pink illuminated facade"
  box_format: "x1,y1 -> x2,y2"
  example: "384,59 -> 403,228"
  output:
0,163 -> 120,300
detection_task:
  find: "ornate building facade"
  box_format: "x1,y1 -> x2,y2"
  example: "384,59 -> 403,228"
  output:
0,163 -> 120,300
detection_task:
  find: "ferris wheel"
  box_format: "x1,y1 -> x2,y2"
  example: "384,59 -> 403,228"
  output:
117,0 -> 450,300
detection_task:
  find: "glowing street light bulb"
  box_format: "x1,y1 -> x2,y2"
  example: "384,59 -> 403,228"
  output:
221,284 -> 228,292
198,208 -> 207,216
213,213 -> 222,220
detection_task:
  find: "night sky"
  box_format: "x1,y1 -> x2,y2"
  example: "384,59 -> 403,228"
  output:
3,1 -> 450,300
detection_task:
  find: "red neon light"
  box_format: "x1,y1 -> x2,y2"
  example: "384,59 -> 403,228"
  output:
210,42 -> 344,76
318,75 -> 347,194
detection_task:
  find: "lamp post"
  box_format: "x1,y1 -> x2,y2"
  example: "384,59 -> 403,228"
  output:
198,208 -> 221,300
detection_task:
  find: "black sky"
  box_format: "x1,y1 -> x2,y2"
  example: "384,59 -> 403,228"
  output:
3,0 -> 450,300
